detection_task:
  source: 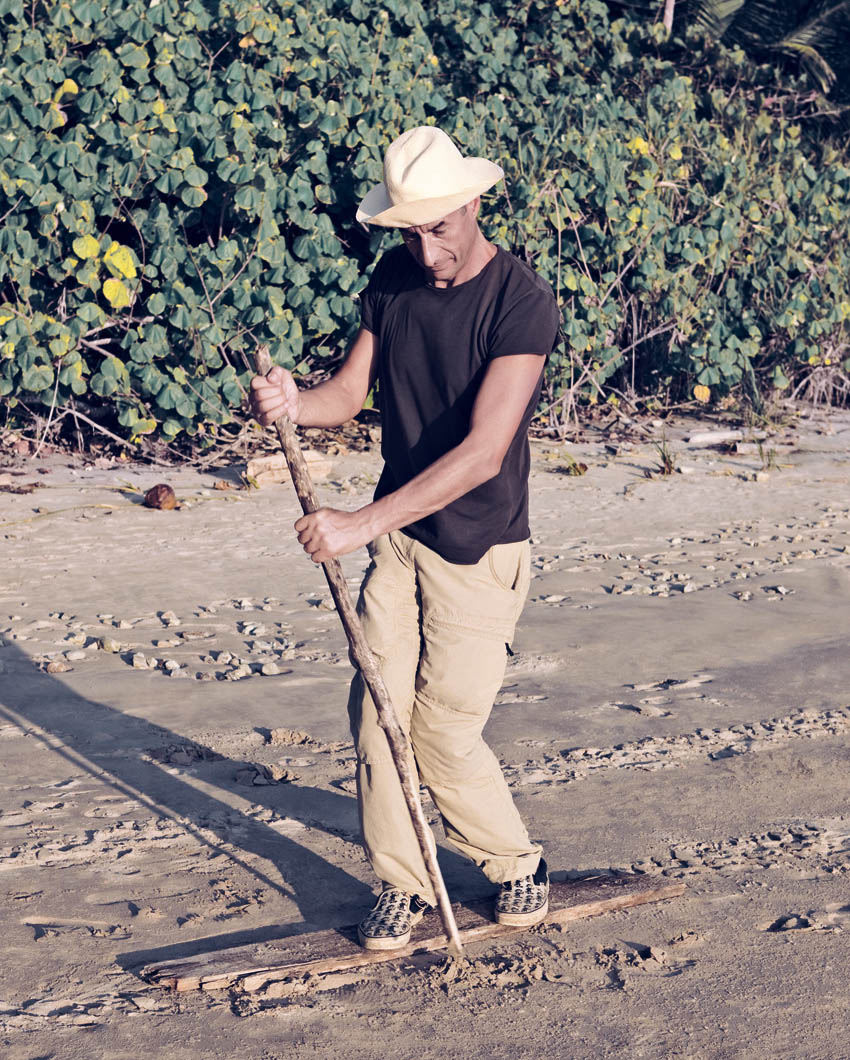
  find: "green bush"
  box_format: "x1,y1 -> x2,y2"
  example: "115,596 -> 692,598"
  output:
433,1 -> 850,419
1,0 -> 848,448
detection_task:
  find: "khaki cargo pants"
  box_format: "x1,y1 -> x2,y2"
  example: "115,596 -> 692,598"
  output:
347,530 -> 542,905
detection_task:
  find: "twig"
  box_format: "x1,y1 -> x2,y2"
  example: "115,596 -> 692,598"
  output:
0,196 -> 23,227
598,223 -> 659,307
566,207 -> 591,280
0,503 -> 126,529
183,235 -> 246,398
210,224 -> 261,307
31,364 -> 62,459
61,407 -> 140,449
191,422 -> 256,468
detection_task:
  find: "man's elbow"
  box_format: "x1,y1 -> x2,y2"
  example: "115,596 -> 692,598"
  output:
469,442 -> 506,484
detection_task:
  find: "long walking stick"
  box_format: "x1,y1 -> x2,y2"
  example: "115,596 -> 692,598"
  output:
252,347 -> 464,957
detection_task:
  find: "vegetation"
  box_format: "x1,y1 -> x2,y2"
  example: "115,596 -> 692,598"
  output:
628,0 -> 850,99
1,0 -> 848,452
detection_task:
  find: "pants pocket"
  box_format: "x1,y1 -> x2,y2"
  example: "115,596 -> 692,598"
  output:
487,540 -> 531,595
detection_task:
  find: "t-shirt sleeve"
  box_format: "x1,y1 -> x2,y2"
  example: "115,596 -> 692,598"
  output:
488,281 -> 560,360
359,254 -> 389,335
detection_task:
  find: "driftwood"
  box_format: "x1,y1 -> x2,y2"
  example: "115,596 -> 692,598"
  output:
251,346 -> 462,955
141,875 -> 686,993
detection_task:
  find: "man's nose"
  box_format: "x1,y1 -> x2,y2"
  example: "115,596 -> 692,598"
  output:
419,233 -> 437,268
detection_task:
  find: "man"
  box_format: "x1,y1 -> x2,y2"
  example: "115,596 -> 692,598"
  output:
251,126 -> 559,950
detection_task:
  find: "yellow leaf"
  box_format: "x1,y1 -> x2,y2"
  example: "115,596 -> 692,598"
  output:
130,418 -> 157,438
103,278 -> 131,308
104,243 -> 137,279
152,99 -> 166,115
693,384 -> 711,403
669,143 -> 682,160
46,101 -> 67,129
55,78 -> 79,102
73,234 -> 100,259
0,312 -> 12,325
626,136 -> 650,157
626,205 -> 641,223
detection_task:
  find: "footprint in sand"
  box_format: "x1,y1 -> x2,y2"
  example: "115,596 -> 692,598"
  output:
23,917 -> 132,941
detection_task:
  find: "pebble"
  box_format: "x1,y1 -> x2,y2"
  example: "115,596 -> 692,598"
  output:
162,659 -> 180,671
65,650 -> 87,661
261,662 -> 281,676
159,611 -> 179,627
46,660 -> 70,674
227,665 -> 252,681
100,637 -> 122,653
131,653 -> 149,669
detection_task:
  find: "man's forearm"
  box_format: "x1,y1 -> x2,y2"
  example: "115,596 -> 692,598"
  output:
296,377 -> 364,428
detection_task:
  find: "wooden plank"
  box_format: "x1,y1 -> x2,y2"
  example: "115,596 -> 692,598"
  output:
140,874 -> 685,993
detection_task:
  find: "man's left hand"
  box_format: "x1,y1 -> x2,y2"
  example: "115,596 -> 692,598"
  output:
294,507 -> 373,564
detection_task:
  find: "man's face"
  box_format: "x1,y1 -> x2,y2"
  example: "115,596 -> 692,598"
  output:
399,200 -> 480,287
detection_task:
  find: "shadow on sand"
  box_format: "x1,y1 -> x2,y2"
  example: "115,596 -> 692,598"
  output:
0,641 -> 473,971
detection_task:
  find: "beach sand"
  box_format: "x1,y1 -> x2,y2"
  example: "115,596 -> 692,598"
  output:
1,407 -> 848,1059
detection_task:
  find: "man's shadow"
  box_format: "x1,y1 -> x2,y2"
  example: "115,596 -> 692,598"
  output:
0,642 -> 473,967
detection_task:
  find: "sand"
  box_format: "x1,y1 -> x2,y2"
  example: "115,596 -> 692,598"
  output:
1,406 -> 848,1060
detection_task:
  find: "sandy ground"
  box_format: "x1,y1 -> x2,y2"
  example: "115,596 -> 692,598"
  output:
1,407 -> 849,1060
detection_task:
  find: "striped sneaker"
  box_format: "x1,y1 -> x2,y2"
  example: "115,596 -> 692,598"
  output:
495,858 -> 549,927
357,888 -> 432,951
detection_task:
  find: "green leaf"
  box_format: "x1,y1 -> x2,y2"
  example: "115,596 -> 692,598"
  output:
181,185 -> 208,207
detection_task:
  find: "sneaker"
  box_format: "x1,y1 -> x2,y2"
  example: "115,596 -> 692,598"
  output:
495,858 -> 549,927
357,888 -> 432,951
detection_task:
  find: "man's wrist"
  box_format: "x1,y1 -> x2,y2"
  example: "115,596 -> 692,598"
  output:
353,501 -> 385,546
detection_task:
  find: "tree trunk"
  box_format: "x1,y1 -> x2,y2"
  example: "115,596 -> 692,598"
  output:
663,0 -> 675,32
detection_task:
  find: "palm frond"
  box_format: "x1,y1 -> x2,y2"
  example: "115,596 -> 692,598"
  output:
690,0 -> 748,37
766,2 -> 850,94
776,39 -> 837,91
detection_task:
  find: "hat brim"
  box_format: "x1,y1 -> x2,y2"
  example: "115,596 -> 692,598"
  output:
356,160 -> 504,228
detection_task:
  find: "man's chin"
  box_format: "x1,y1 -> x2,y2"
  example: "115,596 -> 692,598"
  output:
424,265 -> 454,281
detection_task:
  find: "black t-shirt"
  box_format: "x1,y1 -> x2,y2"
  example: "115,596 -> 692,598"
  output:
360,244 -> 560,564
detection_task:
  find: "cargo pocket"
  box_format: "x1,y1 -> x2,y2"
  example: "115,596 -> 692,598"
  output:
488,541 -> 530,595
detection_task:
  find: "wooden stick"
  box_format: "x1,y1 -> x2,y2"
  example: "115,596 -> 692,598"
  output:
252,346 -> 463,956
141,876 -> 686,993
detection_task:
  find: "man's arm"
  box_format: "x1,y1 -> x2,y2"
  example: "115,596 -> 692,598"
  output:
295,354 -> 545,564
249,327 -> 379,429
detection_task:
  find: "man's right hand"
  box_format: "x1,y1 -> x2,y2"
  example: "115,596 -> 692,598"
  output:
249,365 -> 302,426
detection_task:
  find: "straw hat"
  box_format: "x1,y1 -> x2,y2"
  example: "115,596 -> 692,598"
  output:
356,126 -> 504,228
